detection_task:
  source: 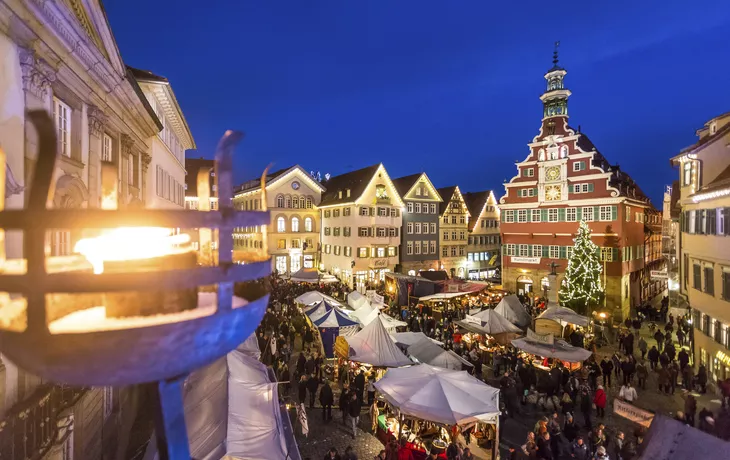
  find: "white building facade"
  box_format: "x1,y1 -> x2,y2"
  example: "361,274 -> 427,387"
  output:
319,163 -> 404,288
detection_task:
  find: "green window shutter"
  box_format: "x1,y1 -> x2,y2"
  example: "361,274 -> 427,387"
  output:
588,183 -> 594,192
541,209 -> 548,221
533,188 -> 538,196
581,162 -> 586,171
501,212 -> 505,223
528,246 -> 533,257
526,210 -> 532,222
611,205 -> 618,221
559,246 -> 567,259
577,207 -> 583,221
542,246 -> 549,257
612,247 -> 619,261
558,208 -> 566,221
594,206 -> 600,220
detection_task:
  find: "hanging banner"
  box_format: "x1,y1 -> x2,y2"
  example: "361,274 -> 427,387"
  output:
334,336 -> 350,359
372,293 -> 385,306
527,328 -> 554,346
613,399 -> 654,428
464,314 -> 482,325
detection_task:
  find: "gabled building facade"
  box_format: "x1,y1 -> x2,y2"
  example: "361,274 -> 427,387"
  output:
437,186 -> 470,279
233,165 -> 324,275
671,111 -> 730,383
392,173 -> 442,275
319,164 -> 404,289
464,190 -> 501,280
499,52 -> 658,319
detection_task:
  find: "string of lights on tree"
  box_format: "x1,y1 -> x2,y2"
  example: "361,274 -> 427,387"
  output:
559,220 -> 604,314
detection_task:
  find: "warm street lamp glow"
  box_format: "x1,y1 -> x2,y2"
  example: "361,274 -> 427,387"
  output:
598,312 -> 607,319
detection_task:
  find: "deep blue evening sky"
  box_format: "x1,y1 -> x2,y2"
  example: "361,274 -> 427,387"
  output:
105,1 -> 730,205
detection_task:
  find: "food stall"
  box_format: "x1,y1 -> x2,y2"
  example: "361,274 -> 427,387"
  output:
494,294 -> 532,328
295,290 -> 344,308
374,364 -> 500,460
406,337 -> 473,371
535,305 -> 590,339
511,329 -> 592,372
456,308 -> 521,346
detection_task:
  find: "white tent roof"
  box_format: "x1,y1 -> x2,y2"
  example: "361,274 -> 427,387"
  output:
348,291 -> 369,309
495,295 -> 531,327
461,308 -> 521,335
511,337 -> 592,363
374,364 -> 500,426
350,304 -> 407,331
390,332 -> 443,348
347,315 -> 413,367
237,332 -> 262,360
226,350 -> 293,460
407,338 -> 472,370
289,268 -> 320,282
303,300 -> 335,321
312,308 -> 360,329
537,305 -> 590,327
294,291 -> 343,307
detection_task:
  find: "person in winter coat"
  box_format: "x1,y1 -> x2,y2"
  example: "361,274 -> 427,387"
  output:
580,389 -> 593,431
666,342 -> 676,362
698,364 -> 708,393
647,346 -> 660,370
636,360 -> 648,389
297,352 -> 307,377
611,431 -> 625,460
564,413 -> 580,442
307,373 -> 320,408
638,336 -> 648,359
347,392 -> 361,439
320,379 -> 334,422
298,374 -> 308,404
537,432 -> 553,460
657,366 -> 670,394
562,393 -> 575,415
340,385 -> 351,424
324,447 -> 342,460
654,330 -> 665,352
594,445 -> 609,460
684,394 -> 698,427
600,358 -> 614,387
593,386 -> 607,418
570,437 -> 590,460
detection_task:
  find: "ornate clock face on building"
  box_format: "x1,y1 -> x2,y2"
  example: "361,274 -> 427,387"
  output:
545,166 -> 561,181
291,181 -> 300,190
545,185 -> 562,201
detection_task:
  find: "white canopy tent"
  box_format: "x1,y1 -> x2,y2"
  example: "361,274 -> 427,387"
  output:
495,295 -> 531,328
418,292 -> 469,301
289,268 -> 320,283
226,349 -> 296,460
511,337 -> 592,363
350,304 -> 407,332
294,291 -> 344,307
407,338 -> 472,371
537,305 -> 590,327
303,300 -> 336,322
374,364 -> 500,426
458,308 -> 521,335
390,332 -> 443,348
348,290 -> 370,309
346,315 -> 413,367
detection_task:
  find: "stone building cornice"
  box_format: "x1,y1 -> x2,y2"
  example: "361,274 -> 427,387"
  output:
18,47 -> 56,101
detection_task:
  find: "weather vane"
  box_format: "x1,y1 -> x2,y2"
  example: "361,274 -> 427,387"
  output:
553,41 -> 560,66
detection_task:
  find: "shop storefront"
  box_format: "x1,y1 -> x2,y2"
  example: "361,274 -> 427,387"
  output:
516,275 -> 533,295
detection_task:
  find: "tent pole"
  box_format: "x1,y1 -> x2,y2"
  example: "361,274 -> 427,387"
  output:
492,421 -> 499,460
398,411 -> 403,443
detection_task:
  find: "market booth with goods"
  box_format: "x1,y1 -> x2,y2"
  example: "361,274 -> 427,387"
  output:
373,364 -> 500,460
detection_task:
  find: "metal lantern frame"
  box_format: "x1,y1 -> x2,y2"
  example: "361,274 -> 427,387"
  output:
0,111 -> 272,459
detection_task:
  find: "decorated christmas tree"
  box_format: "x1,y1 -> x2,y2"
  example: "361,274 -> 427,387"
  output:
559,220 -> 604,315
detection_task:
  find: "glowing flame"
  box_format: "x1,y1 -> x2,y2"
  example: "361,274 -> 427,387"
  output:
74,227 -> 191,274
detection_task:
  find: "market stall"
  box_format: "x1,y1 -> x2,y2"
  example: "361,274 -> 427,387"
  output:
303,299 -> 336,322
346,316 -> 413,368
456,308 -> 521,345
295,291 -> 344,307
511,331 -> 592,371
406,337 -> 473,371
390,332 -> 443,349
347,290 -> 369,309
374,364 -> 500,459
312,308 -> 359,357
350,304 -> 407,332
535,305 -> 590,339
494,294 -> 531,328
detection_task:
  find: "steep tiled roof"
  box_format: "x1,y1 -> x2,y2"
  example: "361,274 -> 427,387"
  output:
462,191 -> 491,231
391,173 -> 422,199
236,166 -> 292,193
319,164 -> 381,206
691,164 -> 730,198
437,186 -> 457,215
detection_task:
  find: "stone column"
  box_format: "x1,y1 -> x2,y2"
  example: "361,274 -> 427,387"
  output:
87,105 -> 106,208
120,134 -> 133,207
547,273 -> 559,307
140,152 -> 151,207
18,47 -> 55,192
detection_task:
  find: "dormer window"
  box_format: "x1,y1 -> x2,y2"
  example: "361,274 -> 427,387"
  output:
710,122 -> 718,135
338,190 -> 342,199
683,161 -> 693,186
346,188 -> 351,198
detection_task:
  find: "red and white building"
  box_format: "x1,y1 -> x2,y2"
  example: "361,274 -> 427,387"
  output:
499,51 -> 663,319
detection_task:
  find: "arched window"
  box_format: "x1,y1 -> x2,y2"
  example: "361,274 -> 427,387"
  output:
306,196 -> 313,209
304,217 -> 313,232
538,149 -> 545,161
299,196 -> 306,209
292,196 -> 299,208
292,217 -> 300,232
276,195 -> 284,208
560,146 -> 568,158
277,216 -> 286,232
285,196 -> 291,208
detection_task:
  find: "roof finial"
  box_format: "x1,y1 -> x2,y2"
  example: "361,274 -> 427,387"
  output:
553,41 -> 560,66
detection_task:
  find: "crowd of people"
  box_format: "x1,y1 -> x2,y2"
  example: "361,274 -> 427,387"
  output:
247,275 -> 730,460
